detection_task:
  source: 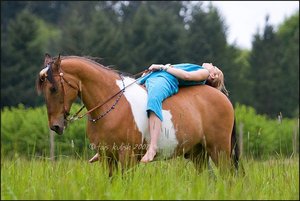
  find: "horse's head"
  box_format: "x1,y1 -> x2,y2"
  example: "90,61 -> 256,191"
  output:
36,53 -> 79,135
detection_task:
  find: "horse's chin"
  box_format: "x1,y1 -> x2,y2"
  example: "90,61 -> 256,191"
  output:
58,123 -> 68,135
55,120 -> 68,135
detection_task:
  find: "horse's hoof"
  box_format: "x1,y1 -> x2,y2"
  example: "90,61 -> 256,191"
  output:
89,153 -> 99,163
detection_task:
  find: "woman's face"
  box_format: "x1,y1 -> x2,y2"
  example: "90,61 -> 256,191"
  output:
202,63 -> 214,71
202,63 -> 219,81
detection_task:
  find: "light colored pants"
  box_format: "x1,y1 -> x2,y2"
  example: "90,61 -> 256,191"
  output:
145,76 -> 178,121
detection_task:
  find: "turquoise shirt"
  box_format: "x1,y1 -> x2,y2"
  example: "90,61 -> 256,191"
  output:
138,63 -> 207,121
173,63 -> 207,86
138,63 -> 207,87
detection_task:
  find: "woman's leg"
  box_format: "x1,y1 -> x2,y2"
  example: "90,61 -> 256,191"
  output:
140,112 -> 162,163
140,76 -> 178,163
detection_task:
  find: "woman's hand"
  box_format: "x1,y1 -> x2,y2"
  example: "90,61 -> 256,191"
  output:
148,64 -> 165,71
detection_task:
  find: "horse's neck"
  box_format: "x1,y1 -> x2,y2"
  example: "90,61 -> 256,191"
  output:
63,59 -> 120,112
81,69 -> 120,113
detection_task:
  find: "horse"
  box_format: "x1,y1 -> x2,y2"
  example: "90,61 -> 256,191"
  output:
36,53 -> 240,176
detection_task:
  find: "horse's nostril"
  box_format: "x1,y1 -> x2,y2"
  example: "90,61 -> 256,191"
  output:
50,125 -> 59,132
50,125 -> 63,134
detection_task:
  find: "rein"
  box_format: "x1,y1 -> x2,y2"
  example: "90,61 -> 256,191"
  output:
65,69 -> 149,123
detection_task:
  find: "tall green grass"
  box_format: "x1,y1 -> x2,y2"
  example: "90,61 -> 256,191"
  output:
1,157 -> 298,200
1,103 -> 298,159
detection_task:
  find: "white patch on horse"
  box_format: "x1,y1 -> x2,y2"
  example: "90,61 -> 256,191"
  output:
39,66 -> 49,77
116,77 -> 178,159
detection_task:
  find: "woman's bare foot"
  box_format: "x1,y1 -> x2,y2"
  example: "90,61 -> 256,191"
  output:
141,112 -> 161,163
140,148 -> 157,163
89,153 -> 99,163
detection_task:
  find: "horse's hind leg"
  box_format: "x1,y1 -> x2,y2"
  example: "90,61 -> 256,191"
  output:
207,143 -> 232,175
185,143 -> 209,174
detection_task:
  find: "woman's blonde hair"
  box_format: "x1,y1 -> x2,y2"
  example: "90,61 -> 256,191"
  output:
206,67 -> 229,96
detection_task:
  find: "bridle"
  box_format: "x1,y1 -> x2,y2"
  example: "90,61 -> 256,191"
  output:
42,61 -> 148,124
42,62 -> 81,120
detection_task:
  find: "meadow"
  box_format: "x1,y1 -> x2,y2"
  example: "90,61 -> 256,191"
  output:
1,156 -> 299,200
1,104 -> 299,199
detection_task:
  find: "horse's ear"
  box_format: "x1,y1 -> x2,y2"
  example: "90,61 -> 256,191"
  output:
52,54 -> 61,72
44,53 -> 52,66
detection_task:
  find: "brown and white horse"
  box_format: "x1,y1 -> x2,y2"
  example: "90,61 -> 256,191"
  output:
37,54 -> 240,175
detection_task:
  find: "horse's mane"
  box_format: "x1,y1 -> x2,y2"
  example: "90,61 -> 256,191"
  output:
36,55 -> 133,94
58,55 -> 133,77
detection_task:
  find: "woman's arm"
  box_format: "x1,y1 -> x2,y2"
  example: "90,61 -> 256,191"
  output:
148,64 -> 209,81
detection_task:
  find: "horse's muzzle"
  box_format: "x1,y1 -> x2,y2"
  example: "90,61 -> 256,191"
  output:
50,124 -> 64,135
49,116 -> 68,135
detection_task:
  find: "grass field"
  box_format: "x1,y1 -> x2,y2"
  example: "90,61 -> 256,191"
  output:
1,156 -> 299,200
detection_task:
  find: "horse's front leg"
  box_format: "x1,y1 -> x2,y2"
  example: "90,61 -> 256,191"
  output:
88,152 -> 115,175
118,147 -> 138,174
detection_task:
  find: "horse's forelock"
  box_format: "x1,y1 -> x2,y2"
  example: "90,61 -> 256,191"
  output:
39,66 -> 49,77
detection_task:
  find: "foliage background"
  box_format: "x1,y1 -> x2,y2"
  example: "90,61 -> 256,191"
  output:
1,1 -> 299,158
1,3 -> 298,200
1,1 -> 299,118
1,104 -> 298,159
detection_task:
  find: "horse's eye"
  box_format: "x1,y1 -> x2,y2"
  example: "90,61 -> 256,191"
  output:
50,86 -> 57,93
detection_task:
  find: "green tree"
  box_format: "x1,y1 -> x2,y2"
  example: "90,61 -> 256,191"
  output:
83,4 -> 120,67
114,1 -> 185,73
1,1 -> 72,30
182,2 -> 227,64
25,1 -> 71,24
57,8 -> 87,55
1,1 -> 27,31
224,46 -> 252,104
180,2 -> 245,101
276,12 -> 299,117
144,2 -> 185,65
249,15 -> 283,118
1,10 -> 45,108
120,3 -> 152,72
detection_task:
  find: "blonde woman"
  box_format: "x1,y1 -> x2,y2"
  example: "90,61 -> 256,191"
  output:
139,63 -> 228,163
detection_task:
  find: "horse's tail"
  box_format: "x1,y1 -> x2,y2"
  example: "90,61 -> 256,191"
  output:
231,118 -> 240,171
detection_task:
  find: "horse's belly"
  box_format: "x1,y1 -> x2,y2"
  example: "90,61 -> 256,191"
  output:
116,77 -> 178,159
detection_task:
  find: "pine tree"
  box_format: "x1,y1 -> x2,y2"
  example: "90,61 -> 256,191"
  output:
276,12 -> 299,117
83,4 -> 119,67
1,10 -> 44,108
182,2 -> 227,64
249,15 -> 282,117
